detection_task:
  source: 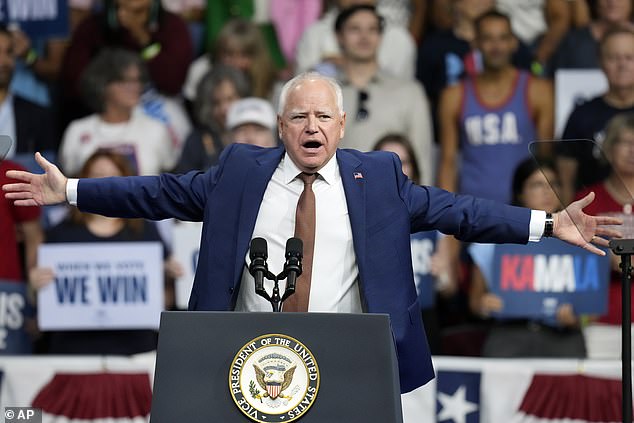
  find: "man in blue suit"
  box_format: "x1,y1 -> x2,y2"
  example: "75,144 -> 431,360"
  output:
3,73 -> 620,394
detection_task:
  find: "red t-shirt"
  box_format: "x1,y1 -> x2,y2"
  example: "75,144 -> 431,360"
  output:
0,161 -> 41,282
576,182 -> 632,325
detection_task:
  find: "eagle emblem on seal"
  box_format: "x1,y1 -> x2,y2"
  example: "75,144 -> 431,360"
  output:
253,361 -> 296,400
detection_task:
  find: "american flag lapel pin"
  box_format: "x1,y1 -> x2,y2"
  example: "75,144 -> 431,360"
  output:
353,171 -> 363,180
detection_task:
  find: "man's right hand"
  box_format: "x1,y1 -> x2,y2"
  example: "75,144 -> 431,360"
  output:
3,152 -> 68,206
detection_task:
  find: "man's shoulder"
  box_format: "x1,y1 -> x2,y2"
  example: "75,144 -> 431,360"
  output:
220,143 -> 284,164
374,73 -> 424,94
568,96 -> 609,118
338,148 -> 398,167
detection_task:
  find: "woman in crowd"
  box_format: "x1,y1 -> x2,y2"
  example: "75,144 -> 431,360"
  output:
575,112 -> 634,358
61,0 -> 192,124
30,150 -> 179,355
175,65 -> 251,172
183,18 -> 278,104
59,48 -> 175,176
469,157 -> 586,357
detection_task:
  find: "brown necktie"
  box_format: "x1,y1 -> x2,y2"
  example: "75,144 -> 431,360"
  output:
284,172 -> 317,312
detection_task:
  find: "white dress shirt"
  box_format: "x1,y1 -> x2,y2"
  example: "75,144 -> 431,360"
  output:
234,152 -> 362,313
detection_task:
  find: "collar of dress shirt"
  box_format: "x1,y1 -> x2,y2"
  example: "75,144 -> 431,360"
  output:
282,151 -> 338,185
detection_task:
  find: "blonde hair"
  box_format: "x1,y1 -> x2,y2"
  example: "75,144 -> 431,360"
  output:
214,19 -> 276,99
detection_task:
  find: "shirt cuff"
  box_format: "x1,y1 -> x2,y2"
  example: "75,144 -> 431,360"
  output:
528,209 -> 547,242
66,178 -> 79,206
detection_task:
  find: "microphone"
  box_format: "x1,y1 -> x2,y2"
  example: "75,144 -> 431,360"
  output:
282,238 -> 303,299
249,238 -> 268,294
0,135 -> 12,161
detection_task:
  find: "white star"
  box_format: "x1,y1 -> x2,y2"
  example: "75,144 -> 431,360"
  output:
437,385 -> 479,423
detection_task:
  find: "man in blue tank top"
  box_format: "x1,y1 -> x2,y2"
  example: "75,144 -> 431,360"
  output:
437,10 -> 554,204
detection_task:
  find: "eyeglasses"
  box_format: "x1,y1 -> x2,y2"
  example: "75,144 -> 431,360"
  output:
356,90 -> 369,122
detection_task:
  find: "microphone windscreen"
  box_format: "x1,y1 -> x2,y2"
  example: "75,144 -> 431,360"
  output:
286,237 -> 303,256
250,237 -> 268,259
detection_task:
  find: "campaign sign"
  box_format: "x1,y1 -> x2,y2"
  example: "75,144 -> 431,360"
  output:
0,280 -> 32,354
37,242 -> 163,330
411,231 -> 438,310
172,221 -> 202,309
490,238 -> 610,318
0,0 -> 69,38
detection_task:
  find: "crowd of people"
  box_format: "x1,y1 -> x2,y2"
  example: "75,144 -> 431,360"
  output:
2,0 -> 634,359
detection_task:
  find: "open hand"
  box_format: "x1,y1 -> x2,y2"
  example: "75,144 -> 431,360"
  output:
3,152 -> 68,206
553,192 -> 622,256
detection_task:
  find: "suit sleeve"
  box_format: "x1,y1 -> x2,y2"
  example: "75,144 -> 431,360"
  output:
395,156 -> 531,243
77,144 -> 237,221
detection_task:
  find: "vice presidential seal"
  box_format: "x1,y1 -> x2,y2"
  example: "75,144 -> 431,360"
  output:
229,334 -> 320,422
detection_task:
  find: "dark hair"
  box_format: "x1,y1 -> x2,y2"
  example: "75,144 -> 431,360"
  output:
194,65 -> 251,129
0,23 -> 10,38
103,0 -> 162,37
335,4 -> 385,33
373,133 -> 421,184
70,150 -> 144,233
474,10 -> 513,36
79,48 -> 148,113
511,157 -> 558,207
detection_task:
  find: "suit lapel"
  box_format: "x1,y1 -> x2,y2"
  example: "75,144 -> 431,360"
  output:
337,150 -> 366,277
234,147 -> 285,284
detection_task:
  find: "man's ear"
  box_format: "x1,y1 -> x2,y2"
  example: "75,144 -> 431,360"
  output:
277,114 -> 283,138
339,112 -> 346,139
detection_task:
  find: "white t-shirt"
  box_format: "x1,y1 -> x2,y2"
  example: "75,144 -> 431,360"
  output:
59,108 -> 176,176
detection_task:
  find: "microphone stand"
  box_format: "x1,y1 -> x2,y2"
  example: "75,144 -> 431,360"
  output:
609,238 -> 634,423
255,271 -> 300,313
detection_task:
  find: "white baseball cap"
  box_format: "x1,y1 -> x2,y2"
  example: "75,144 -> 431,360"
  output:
226,97 -> 277,131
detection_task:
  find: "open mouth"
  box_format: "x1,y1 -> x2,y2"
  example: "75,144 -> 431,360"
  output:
303,141 -> 322,149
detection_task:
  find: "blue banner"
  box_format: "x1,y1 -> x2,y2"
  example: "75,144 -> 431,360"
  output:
0,280 -> 32,354
411,231 -> 438,310
0,0 -> 69,39
487,238 -> 610,319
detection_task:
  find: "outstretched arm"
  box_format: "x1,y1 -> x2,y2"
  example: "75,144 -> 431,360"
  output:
553,192 -> 622,256
3,152 -> 67,206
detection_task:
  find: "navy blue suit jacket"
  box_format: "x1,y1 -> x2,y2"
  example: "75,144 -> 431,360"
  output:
77,144 -> 531,393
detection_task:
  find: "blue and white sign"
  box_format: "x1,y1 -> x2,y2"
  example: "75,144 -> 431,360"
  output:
487,238 -> 610,318
37,242 -> 163,330
0,0 -> 69,38
411,231 -> 439,310
172,221 -> 202,309
0,280 -> 32,354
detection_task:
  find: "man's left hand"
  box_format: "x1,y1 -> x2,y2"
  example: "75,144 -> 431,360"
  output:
553,192 -> 622,256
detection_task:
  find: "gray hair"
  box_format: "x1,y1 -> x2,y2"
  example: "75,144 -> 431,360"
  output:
603,112 -> 634,159
194,65 -> 252,129
277,72 -> 344,116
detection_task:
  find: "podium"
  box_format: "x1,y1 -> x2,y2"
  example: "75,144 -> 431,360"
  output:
150,311 -> 403,422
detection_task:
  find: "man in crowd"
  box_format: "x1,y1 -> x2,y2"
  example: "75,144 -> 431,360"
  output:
334,5 -> 434,185
296,0 -> 416,79
437,10 -> 553,203
559,27 -> 634,203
